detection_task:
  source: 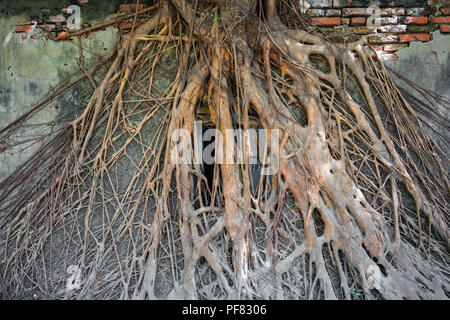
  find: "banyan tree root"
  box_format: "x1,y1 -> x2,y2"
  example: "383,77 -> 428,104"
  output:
0,0 -> 448,300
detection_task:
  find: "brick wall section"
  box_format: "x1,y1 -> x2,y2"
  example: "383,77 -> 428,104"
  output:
13,1 -> 450,60
305,0 -> 450,60
13,3 -> 148,40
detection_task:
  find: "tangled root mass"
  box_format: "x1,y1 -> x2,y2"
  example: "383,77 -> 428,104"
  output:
0,0 -> 448,300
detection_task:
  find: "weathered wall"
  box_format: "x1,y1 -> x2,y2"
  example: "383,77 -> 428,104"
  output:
385,30 -> 450,163
304,0 -> 450,162
0,0 -> 121,179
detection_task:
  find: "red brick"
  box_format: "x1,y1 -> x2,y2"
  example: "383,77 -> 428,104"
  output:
351,17 -> 366,25
372,45 -> 383,51
441,8 -> 450,15
430,16 -> 450,24
378,25 -> 407,33
306,9 -> 325,17
15,24 -> 34,33
368,34 -> 399,43
343,8 -> 367,17
119,4 -> 144,11
378,53 -> 398,61
398,33 -> 432,43
311,17 -> 341,26
427,0 -> 450,4
404,16 -> 428,25
50,15 -> 66,22
326,9 -> 341,17
440,24 -> 450,33
383,44 -> 408,52
379,16 -> 398,25
380,8 -> 405,16
427,0 -> 449,5
352,26 -> 373,34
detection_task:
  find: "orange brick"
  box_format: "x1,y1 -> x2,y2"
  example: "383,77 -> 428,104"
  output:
372,45 -> 383,51
119,4 -> 144,11
430,16 -> 450,24
399,33 -> 431,42
352,26 -> 373,34
57,31 -> 71,39
383,44 -> 408,52
405,16 -> 428,25
441,8 -> 450,15
440,24 -> 450,33
369,34 -> 399,43
311,17 -> 341,26
15,24 -> 34,33
343,8 -> 367,16
351,17 -> 366,25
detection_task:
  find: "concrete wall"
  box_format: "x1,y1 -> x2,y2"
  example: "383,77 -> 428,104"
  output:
0,1 -> 119,179
385,30 -> 450,161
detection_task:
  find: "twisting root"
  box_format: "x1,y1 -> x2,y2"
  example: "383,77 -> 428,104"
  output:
0,0 -> 448,300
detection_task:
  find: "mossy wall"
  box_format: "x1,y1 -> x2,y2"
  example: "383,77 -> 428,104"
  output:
0,1 -> 121,179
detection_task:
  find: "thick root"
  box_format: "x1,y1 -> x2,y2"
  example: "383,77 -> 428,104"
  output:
0,0 -> 448,300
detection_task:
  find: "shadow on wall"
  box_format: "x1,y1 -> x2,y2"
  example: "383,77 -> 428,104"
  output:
385,30 -> 450,166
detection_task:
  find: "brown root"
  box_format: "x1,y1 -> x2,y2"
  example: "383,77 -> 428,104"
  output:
0,0 -> 448,300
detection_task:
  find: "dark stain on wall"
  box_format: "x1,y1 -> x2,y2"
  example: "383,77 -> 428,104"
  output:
0,86 -> 13,115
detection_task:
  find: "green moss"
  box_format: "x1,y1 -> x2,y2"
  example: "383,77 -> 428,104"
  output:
431,3 -> 444,17
309,54 -> 331,74
407,25 -> 438,33
161,47 -> 177,70
318,26 -> 348,36
154,78 -> 171,93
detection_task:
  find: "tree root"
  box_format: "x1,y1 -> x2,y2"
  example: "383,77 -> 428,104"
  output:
0,0 -> 448,300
